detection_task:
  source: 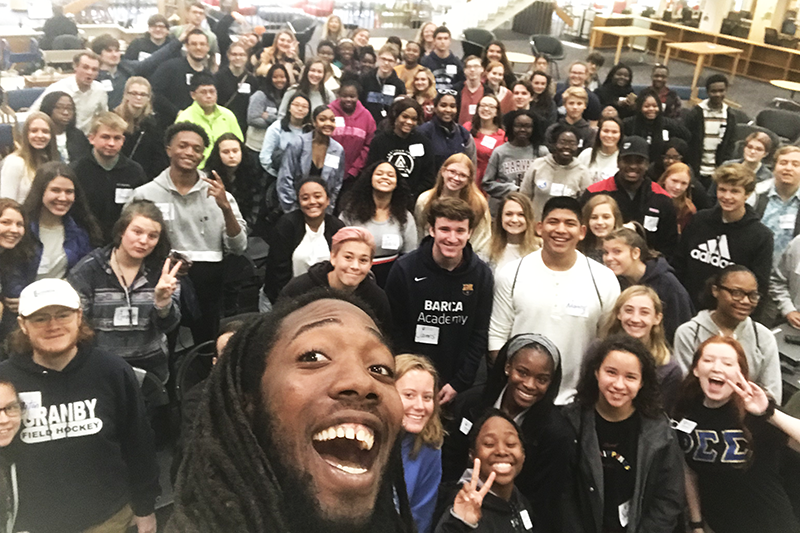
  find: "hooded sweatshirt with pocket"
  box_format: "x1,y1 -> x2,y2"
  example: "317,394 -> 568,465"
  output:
673,309 -> 782,403
329,98 -> 377,179
0,345 -> 159,533
519,153 -> 593,222
673,205 -> 773,311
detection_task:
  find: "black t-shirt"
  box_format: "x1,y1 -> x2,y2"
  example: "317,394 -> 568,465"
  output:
678,401 -> 800,533
596,411 -> 640,533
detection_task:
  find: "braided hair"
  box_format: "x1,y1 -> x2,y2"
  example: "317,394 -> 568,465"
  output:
168,289 -> 414,533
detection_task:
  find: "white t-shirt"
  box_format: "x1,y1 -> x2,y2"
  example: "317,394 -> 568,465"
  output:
36,224 -> 68,280
488,250 -> 620,403
292,221 -> 329,277
577,147 -> 618,184
56,132 -> 69,163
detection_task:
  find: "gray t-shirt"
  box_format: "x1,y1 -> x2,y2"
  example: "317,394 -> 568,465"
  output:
481,142 -> 545,216
342,211 -> 417,259
36,224 -> 68,280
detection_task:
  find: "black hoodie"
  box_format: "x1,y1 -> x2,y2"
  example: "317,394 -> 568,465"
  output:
674,205 -> 774,310
0,344 -> 159,533
619,256 -> 695,343
366,129 -> 436,203
278,260 -> 393,332
384,236 -> 493,392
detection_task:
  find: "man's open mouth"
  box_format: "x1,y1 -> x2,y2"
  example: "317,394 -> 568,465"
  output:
312,422 -> 378,475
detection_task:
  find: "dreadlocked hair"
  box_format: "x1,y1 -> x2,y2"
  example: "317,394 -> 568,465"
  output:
168,289 -> 415,533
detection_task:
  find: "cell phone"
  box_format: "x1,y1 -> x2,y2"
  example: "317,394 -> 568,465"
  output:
785,334 -> 800,346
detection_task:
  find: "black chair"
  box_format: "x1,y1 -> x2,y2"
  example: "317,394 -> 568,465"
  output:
731,123 -> 781,153
771,97 -> 800,113
461,28 -> 495,60
289,17 -> 318,62
756,108 -> 800,144
530,34 -> 565,79
729,107 -> 750,126
174,340 -> 215,403
765,28 -> 781,46
51,34 -> 84,50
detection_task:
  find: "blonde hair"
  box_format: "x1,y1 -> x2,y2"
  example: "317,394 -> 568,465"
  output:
14,112 -> 58,175
580,194 -> 622,252
422,154 -> 488,226
114,77 -> 152,134
89,111 -> 128,135
394,354 -> 445,456
562,86 -> 588,104
257,30 -> 296,77
489,192 -> 541,264
775,145 -> 800,162
407,68 -> 437,101
321,15 -> 344,41
601,285 -> 671,366
712,162 -> 756,194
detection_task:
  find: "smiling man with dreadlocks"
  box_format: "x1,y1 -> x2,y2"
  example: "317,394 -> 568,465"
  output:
168,290 -> 415,533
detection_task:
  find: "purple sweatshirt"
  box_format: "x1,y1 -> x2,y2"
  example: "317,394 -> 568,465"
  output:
329,98 -> 377,179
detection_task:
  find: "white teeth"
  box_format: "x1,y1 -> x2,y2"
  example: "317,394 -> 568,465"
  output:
326,460 -> 368,475
312,423 -> 375,451
493,462 -> 513,474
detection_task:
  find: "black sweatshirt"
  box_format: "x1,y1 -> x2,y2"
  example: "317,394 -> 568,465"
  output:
150,55 -> 210,120
674,204 -> 774,310
72,152 -> 147,243
384,236 -> 493,392
215,67 -> 258,135
366,129 -> 436,203
359,68 -> 407,125
0,345 -> 160,532
279,260 -> 393,332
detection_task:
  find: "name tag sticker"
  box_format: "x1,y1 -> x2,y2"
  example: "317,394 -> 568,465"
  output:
334,116 -> 345,128
266,106 -> 277,114
415,324 -> 440,344
185,73 -> 193,85
101,79 -> 113,92
480,135 -> 496,149
409,143 -> 425,157
550,183 -> 565,196
520,509 -> 533,530
673,418 -> 698,433
137,51 -> 151,61
618,500 -> 630,528
382,84 -> 396,96
643,215 -> 659,232
468,104 -> 477,115
324,153 -> 340,168
565,301 -> 589,317
459,417 -> 473,435
662,130 -> 670,141
780,214 -> 797,230
446,64 -> 457,75
577,138 -> 583,148
381,109 -> 387,117
382,233 -> 401,250
113,306 -> 139,327
238,82 -> 251,94
156,202 -> 174,221
18,391 -> 42,412
115,187 -> 132,204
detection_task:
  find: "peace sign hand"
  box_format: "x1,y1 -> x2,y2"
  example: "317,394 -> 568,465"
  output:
154,258 -> 181,308
202,171 -> 232,212
452,458 -> 496,527
728,371 -> 770,416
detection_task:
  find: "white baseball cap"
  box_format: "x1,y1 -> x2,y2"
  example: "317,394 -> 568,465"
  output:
18,279 -> 81,318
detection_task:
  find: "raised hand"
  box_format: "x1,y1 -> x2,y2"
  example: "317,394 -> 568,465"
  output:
202,171 -> 232,211
452,458 -> 496,526
154,258 -> 181,308
728,371 -> 770,416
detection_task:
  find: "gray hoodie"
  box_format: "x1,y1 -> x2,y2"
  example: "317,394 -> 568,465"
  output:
673,309 -> 782,403
129,168 -> 247,262
519,153 -> 592,222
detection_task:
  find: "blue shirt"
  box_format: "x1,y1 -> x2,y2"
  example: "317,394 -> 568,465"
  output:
401,433 -> 442,533
762,186 -> 800,264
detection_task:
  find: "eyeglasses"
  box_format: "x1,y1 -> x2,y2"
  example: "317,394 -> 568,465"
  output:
126,91 -> 150,99
54,104 -> 74,112
718,285 -> 761,303
438,89 -> 457,96
25,309 -> 76,326
444,168 -> 470,180
663,153 -> 682,162
478,103 -> 498,110
0,402 -> 21,418
378,56 -> 396,63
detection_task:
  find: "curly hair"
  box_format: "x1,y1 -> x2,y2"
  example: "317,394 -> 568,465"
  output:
575,334 -> 662,419
339,160 -> 410,229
